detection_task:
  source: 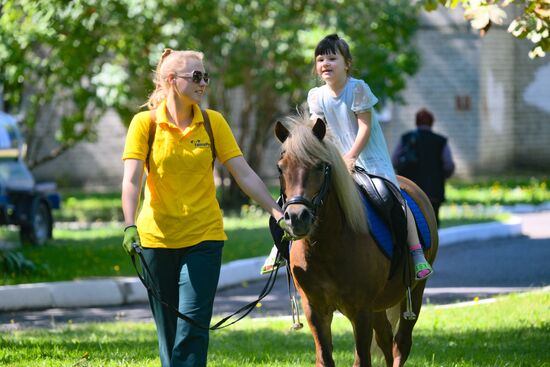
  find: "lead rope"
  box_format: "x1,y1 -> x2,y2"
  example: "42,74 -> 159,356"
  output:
131,243 -> 281,330
279,189 -> 303,331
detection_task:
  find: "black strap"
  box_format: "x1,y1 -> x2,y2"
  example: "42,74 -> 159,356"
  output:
145,110 -> 156,172
130,244 -> 280,330
201,109 -> 216,168
145,108 -> 216,172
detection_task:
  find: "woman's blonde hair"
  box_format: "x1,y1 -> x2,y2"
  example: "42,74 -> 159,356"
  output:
143,48 -> 204,110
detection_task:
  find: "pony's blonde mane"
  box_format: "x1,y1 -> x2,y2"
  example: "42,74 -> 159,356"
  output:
281,115 -> 367,234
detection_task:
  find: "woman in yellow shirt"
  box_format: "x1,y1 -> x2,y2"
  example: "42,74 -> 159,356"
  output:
121,49 -> 284,367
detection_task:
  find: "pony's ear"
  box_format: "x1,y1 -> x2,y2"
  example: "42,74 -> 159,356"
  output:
275,121 -> 290,143
312,118 -> 326,141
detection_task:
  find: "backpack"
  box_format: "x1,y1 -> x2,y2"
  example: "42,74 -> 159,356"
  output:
395,131 -> 418,176
145,109 -> 216,172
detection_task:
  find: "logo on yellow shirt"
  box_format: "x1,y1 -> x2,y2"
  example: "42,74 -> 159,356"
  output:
190,139 -> 210,148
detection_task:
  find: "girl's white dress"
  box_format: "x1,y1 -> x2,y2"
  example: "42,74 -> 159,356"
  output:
307,77 -> 398,186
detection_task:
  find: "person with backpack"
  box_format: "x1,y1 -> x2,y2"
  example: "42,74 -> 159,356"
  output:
121,48 -> 286,367
392,108 -> 455,226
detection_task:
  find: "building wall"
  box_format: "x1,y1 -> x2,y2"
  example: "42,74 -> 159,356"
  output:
385,7 -> 550,179
385,8 -> 481,178
513,42 -> 550,170
32,7 -> 550,188
477,28 -> 517,174
33,109 -> 126,189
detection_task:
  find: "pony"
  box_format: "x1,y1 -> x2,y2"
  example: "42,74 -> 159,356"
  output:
275,117 -> 439,367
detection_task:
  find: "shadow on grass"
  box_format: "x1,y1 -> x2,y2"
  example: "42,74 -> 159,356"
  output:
0,312 -> 548,366
210,324 -> 549,366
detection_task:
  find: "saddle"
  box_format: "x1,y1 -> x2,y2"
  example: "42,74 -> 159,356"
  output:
352,167 -> 408,277
353,167 -> 406,227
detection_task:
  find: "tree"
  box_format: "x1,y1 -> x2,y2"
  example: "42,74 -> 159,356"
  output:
182,0 -> 420,209
1,0 -> 420,209
0,0 -> 167,168
422,0 -> 549,59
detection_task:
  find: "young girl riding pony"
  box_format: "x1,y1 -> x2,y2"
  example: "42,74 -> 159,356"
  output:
262,34 -> 433,281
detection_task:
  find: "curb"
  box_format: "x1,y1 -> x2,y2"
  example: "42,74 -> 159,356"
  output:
438,216 -> 522,246
0,216 -> 526,312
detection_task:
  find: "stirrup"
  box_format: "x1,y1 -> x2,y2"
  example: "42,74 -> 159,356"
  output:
414,262 -> 433,281
260,249 -> 287,275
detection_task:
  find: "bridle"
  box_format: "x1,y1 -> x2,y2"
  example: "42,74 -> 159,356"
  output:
280,161 -> 332,217
277,159 -> 332,331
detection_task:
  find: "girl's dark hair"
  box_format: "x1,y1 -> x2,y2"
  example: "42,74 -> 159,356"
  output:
314,34 -> 353,68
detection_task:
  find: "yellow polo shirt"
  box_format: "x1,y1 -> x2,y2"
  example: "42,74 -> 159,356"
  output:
122,102 -> 242,248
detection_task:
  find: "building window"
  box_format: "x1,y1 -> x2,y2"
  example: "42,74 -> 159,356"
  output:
455,95 -> 471,111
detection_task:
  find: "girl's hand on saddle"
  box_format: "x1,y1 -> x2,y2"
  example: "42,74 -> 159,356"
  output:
343,153 -> 357,173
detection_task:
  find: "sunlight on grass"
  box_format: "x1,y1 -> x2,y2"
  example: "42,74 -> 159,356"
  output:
53,223 -> 121,241
446,177 -> 550,205
0,289 -> 548,366
2,178 -> 547,285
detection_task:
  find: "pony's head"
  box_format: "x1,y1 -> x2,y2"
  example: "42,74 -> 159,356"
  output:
275,116 -> 367,238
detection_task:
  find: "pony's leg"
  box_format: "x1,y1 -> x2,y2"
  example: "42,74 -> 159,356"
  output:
302,301 -> 336,367
372,311 -> 395,367
350,311 -> 375,367
392,282 -> 426,366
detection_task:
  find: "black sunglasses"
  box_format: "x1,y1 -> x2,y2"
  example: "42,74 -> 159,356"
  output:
176,70 -> 210,85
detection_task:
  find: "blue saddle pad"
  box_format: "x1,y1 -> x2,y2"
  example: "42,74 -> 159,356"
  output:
359,189 -> 432,259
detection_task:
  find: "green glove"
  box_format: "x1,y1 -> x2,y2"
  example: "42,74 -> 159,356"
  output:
277,217 -> 299,241
123,225 -> 141,255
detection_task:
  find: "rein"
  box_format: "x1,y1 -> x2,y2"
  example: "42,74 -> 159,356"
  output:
130,243 -> 280,330
281,162 -> 332,216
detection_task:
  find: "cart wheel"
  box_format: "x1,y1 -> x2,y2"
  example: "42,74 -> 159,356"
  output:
20,199 -> 53,246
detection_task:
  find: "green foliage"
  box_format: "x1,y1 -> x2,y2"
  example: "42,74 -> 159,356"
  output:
0,250 -> 40,279
51,177 -> 548,224
0,0 -> 420,210
334,1 -> 420,104
446,177 -> 550,205
55,191 -> 122,222
0,290 -> 548,366
421,0 -> 549,58
0,0 -> 163,167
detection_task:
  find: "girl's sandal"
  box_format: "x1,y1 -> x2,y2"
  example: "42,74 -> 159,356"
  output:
415,262 -> 433,281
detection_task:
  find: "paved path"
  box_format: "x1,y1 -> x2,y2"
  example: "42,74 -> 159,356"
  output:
1,211 -> 549,330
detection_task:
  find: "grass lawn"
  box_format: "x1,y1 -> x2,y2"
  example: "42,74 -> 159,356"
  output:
0,289 -> 548,366
1,176 -> 547,285
446,177 -> 550,206
0,205 -> 513,286
0,215 -> 274,285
